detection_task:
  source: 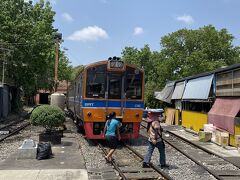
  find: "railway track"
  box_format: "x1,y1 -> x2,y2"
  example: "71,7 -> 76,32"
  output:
98,141 -> 172,180
0,120 -> 30,142
0,118 -> 26,130
165,129 -> 240,169
141,120 -> 240,180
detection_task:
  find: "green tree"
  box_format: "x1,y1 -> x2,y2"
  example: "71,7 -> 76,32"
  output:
71,65 -> 84,80
159,25 -> 240,81
58,51 -> 73,81
0,0 -> 72,106
121,25 -> 240,107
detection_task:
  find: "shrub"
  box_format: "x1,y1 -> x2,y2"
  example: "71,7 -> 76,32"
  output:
30,105 -> 65,131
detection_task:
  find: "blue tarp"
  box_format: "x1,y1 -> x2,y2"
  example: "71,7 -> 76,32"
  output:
146,108 -> 164,113
182,74 -> 214,100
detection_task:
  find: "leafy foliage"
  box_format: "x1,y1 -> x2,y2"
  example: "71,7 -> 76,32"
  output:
58,51 -> 73,81
70,65 -> 84,80
0,0 -> 72,97
122,25 -> 240,107
159,25 -> 240,81
30,105 -> 65,130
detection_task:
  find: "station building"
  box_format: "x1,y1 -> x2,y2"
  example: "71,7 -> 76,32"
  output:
0,83 -> 17,120
34,80 -> 69,105
155,63 -> 240,147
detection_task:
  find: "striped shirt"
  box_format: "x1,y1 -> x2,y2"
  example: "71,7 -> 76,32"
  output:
148,121 -> 162,143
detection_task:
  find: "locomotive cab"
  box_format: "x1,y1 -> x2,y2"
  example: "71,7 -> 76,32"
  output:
68,58 -> 144,139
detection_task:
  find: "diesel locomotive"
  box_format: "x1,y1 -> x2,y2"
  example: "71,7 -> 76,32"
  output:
67,57 -> 144,139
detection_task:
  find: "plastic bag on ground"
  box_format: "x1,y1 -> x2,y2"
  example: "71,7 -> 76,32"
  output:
36,142 -> 53,160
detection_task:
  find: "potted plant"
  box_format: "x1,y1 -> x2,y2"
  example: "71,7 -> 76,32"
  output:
30,105 -> 66,144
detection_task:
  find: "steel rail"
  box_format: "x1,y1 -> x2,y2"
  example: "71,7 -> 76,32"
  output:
98,143 -> 128,180
0,119 -> 25,131
122,141 -> 173,180
0,122 -> 30,142
141,124 -> 223,180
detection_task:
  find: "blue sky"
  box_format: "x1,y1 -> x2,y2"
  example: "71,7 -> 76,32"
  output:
44,0 -> 240,66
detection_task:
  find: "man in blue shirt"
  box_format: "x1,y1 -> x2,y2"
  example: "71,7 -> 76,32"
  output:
103,112 -> 121,162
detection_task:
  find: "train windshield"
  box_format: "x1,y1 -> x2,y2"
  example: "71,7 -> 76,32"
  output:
125,67 -> 142,99
108,74 -> 122,99
86,65 -> 106,98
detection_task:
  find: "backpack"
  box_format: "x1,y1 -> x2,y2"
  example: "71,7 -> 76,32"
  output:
150,121 -> 163,140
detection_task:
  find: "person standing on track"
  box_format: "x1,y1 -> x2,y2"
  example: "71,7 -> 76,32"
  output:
103,112 -> 121,162
142,111 -> 168,168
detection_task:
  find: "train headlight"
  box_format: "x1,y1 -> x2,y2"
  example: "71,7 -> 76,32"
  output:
87,112 -> 92,117
135,113 -> 139,117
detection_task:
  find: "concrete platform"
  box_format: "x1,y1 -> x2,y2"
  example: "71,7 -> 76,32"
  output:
0,136 -> 88,180
0,169 -> 88,180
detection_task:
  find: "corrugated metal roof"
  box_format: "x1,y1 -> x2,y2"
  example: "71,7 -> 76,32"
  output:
182,74 -> 213,100
175,63 -> 240,83
155,81 -> 175,104
171,81 -> 185,100
208,98 -> 240,134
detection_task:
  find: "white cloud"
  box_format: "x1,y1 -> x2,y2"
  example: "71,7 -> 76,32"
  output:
62,13 -> 73,22
176,15 -> 194,24
133,27 -> 144,36
68,26 -> 109,42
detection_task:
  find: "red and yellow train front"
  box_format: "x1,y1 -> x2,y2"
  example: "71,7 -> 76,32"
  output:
82,60 -> 144,139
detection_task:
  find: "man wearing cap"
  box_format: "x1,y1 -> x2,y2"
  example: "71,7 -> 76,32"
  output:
142,111 -> 168,168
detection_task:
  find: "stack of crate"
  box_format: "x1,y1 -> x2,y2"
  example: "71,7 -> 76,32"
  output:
199,131 -> 212,142
214,130 -> 229,147
203,124 -> 230,147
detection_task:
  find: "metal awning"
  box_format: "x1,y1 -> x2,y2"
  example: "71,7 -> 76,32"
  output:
182,74 -> 214,100
171,81 -> 185,100
155,81 -> 175,104
208,98 -> 240,134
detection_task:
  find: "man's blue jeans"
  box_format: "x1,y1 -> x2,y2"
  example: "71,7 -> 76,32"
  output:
144,140 -> 166,166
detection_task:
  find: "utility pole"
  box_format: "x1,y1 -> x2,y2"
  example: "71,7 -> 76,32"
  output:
54,32 -> 62,92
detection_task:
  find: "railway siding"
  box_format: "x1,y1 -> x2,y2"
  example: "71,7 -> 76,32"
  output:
161,123 -> 240,179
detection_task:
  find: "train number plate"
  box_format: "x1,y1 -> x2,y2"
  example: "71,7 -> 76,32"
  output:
0,131 -> 10,135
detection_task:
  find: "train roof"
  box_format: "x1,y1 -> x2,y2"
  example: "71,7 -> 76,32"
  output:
84,60 -> 144,72
69,60 -> 144,86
